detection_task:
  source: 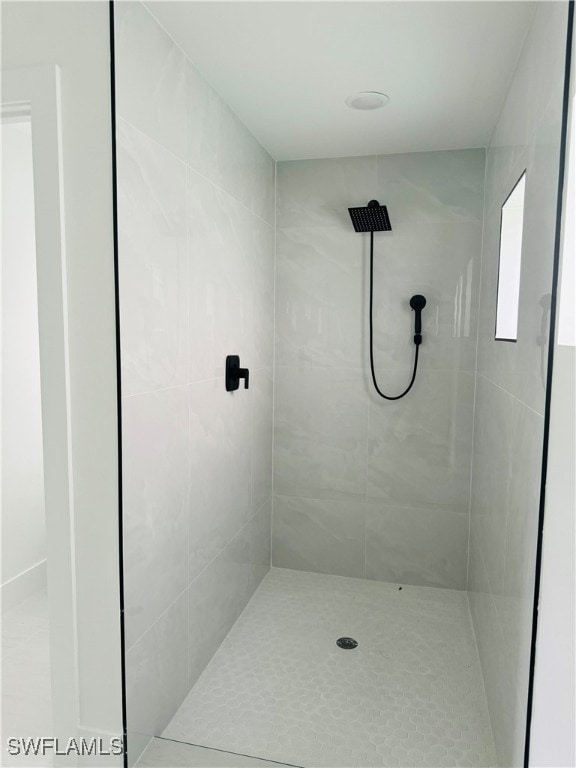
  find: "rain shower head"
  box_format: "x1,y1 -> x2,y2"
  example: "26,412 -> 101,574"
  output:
348,199 -> 392,232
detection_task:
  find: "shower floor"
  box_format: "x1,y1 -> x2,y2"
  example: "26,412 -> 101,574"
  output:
163,568 -> 496,768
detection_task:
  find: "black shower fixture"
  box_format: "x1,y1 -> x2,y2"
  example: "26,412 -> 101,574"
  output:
348,199 -> 392,232
350,200 -> 425,400
409,294 -> 427,346
225,355 -> 249,391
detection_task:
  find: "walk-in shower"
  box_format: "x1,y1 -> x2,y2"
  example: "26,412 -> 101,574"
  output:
112,2 -> 573,767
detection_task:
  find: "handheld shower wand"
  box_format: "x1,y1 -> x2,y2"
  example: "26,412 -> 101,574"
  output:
409,294 -> 427,346
348,200 -> 426,401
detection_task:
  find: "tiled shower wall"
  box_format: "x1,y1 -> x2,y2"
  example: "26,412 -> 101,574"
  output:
114,3 -> 275,762
273,149 -> 486,589
468,4 -> 569,766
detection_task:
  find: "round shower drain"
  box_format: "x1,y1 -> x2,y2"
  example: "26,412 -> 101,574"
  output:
336,637 -> 358,650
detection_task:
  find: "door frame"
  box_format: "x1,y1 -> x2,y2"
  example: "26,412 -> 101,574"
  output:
2,64 -> 80,761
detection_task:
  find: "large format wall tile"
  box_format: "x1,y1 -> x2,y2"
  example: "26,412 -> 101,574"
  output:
189,378 -> 252,582
366,503 -> 469,589
187,168 -> 254,383
367,370 -> 475,511
475,187 -> 522,396
476,141 -> 554,417
272,496 -> 366,578
185,59 -> 275,222
118,120 -> 188,397
126,593 -> 188,763
184,58 -> 219,180
188,526 -> 252,687
118,4 -> 274,761
470,376 -> 514,596
475,4 -> 565,422
275,226 -> 364,369
251,499 -> 272,590
253,141 -> 276,225
277,155 -> 378,229
274,366 -> 368,501
251,368 -> 273,511
500,402 -> 544,705
115,2 -> 186,160
216,102 -> 258,211
468,559 -> 515,765
370,222 -> 481,374
274,148 -> 485,590
123,387 -> 189,649
376,149 -> 486,226
467,5 -> 568,765
253,220 -> 275,370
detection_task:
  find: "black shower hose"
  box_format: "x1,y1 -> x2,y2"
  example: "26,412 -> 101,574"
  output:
368,231 -> 420,400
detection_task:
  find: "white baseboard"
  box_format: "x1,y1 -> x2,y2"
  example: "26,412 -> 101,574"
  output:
1,559 -> 47,612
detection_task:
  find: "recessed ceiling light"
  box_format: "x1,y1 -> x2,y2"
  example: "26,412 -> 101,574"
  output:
345,91 -> 390,111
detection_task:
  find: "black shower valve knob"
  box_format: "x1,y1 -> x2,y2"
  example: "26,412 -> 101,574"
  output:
225,355 -> 249,391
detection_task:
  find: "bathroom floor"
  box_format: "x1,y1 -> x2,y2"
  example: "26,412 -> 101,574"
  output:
1,590 -> 53,767
163,568 -> 496,768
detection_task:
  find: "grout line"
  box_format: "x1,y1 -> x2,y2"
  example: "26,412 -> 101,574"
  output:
272,363 -> 478,373
122,372 -> 279,402
248,215 -> 256,588
467,546 -> 505,756
140,1 -> 276,162
277,145 -> 489,164
184,158 -> 191,690
254,494 -> 273,518
117,114 -> 275,229
125,583 -> 189,655
485,3 -> 538,151
499,396 -> 516,628
270,159 -> 278,569
126,495 -> 271,657
362,203 -> 371,582
361,162 -> 378,583
466,146 -> 489,591
132,734 -> 154,768
463,590 -> 498,752
122,382 -> 206,401
266,565 -> 470,597
273,492 -> 470,515
477,371 -> 546,419
156,736 -> 305,768
363,386 -> 370,581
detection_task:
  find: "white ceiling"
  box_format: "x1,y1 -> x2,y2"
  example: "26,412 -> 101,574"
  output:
146,1 -> 535,161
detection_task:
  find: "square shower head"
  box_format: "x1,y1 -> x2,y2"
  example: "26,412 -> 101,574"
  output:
348,203 -> 392,232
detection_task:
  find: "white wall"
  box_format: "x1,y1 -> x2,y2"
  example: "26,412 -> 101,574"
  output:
467,3 -> 570,765
528,348 -> 575,767
2,0 -> 123,752
113,3 -> 275,762
273,149 -> 485,589
530,15 -> 575,763
1,119 -> 47,606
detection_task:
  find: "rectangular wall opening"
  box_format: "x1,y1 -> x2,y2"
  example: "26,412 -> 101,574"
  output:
495,171 -> 526,341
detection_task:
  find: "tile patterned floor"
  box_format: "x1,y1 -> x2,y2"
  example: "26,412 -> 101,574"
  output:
1,591 -> 53,767
164,568 -> 496,767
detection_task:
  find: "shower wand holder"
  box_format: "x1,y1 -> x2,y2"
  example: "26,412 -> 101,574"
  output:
225,355 -> 249,391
